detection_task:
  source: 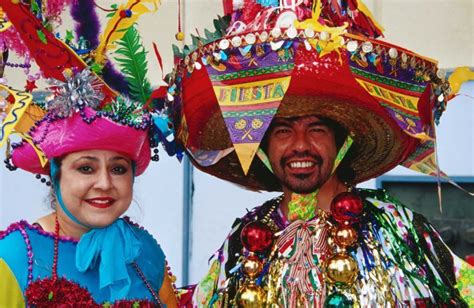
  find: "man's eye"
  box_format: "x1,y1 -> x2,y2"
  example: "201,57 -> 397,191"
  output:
112,166 -> 128,175
274,128 -> 291,135
77,166 -> 93,174
310,126 -> 328,133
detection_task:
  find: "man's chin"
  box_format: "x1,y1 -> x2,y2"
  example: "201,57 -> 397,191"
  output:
284,180 -> 321,194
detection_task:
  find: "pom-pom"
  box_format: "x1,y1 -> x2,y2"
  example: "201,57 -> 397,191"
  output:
25,277 -> 97,307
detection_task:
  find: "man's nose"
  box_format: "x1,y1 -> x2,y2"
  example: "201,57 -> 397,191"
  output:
291,130 -> 311,152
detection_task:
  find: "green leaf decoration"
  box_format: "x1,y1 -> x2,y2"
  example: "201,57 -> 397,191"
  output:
30,1 -> 40,15
114,26 -> 152,106
173,15 -> 231,59
90,63 -> 102,74
190,34 -> 201,48
37,30 -> 47,44
172,44 -> 184,58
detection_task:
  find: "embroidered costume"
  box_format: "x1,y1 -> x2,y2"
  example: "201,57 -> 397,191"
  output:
166,0 -> 474,306
193,189 -> 470,306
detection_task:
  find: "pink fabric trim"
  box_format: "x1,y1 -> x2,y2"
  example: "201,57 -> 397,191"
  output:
12,108 -> 151,176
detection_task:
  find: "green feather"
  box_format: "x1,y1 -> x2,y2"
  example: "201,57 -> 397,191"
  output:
114,26 -> 152,106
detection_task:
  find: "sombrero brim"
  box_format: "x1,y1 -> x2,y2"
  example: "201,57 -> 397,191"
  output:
176,44 -> 418,191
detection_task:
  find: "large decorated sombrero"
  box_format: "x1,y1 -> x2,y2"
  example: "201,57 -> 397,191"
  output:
168,0 -> 468,191
0,1 -> 177,177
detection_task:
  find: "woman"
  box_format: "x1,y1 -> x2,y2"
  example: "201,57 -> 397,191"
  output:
0,1 -> 178,306
1,147 -> 177,306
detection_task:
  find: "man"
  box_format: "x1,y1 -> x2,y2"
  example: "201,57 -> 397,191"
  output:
168,0 -> 473,306
187,115 -> 468,307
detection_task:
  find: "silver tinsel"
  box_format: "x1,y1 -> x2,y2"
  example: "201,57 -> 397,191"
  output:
46,69 -> 104,117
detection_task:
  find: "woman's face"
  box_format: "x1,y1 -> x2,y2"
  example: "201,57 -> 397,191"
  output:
58,150 -> 134,228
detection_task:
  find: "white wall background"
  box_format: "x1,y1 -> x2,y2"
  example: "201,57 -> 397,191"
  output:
1,0 -> 473,286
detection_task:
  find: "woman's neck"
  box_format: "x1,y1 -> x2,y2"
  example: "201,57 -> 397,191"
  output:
36,212 -> 90,240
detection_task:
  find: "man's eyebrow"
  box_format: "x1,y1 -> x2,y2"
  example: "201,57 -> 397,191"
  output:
308,120 -> 329,126
272,119 -> 292,126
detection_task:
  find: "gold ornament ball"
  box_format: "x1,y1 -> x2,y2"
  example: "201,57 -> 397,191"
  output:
325,254 -> 359,284
242,255 -> 263,278
175,32 -> 185,41
333,225 -> 358,247
237,284 -> 266,307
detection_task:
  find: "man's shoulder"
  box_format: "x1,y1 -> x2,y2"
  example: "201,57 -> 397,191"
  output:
359,189 -> 415,217
230,196 -> 282,229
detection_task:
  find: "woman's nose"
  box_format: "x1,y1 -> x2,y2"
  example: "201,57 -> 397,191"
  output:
94,169 -> 112,190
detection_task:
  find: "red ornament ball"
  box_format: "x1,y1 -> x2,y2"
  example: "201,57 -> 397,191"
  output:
240,221 -> 273,253
330,192 -> 364,224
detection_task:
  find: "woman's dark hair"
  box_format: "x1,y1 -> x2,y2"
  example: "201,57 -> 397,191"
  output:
50,157 -> 63,184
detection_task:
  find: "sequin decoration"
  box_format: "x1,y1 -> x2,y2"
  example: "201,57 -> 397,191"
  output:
46,69 -> 103,117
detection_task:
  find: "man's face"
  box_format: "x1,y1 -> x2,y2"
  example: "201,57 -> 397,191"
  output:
267,115 -> 338,194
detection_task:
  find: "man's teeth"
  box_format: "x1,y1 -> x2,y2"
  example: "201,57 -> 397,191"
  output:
289,161 -> 314,168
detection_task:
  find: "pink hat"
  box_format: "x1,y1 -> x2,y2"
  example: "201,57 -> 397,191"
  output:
1,1 -> 176,177
12,107 -> 151,176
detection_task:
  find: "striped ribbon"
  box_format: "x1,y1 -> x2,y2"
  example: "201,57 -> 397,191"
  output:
276,217 -> 330,307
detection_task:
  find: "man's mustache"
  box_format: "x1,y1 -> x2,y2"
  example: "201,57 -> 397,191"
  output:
280,151 -> 323,169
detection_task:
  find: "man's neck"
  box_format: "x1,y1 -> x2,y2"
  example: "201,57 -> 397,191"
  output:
279,176 -> 348,219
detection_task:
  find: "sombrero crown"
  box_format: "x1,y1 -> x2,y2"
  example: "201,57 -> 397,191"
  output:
166,0 -> 465,191
0,0 -> 177,176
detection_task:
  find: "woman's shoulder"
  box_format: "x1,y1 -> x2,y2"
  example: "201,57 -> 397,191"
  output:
0,220 -> 31,248
123,217 -> 165,259
0,221 -> 35,290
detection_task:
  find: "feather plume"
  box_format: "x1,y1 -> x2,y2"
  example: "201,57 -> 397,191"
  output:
102,61 -> 130,94
71,0 -> 100,49
114,26 -> 152,105
95,0 -> 160,64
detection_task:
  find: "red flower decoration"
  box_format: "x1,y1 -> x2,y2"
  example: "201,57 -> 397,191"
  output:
25,277 -> 99,307
26,277 -> 159,306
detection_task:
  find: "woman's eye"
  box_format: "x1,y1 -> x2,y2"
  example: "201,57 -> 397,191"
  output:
77,166 -> 93,174
112,166 -> 128,175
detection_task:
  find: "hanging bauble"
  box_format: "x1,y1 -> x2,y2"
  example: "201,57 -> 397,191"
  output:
237,284 -> 266,307
333,225 -> 358,248
324,292 -> 353,307
330,192 -> 364,224
175,32 -> 185,41
325,254 -> 359,284
242,255 -> 263,279
241,221 -> 273,254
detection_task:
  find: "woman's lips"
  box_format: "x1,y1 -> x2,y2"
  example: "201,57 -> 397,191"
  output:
84,197 -> 116,209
